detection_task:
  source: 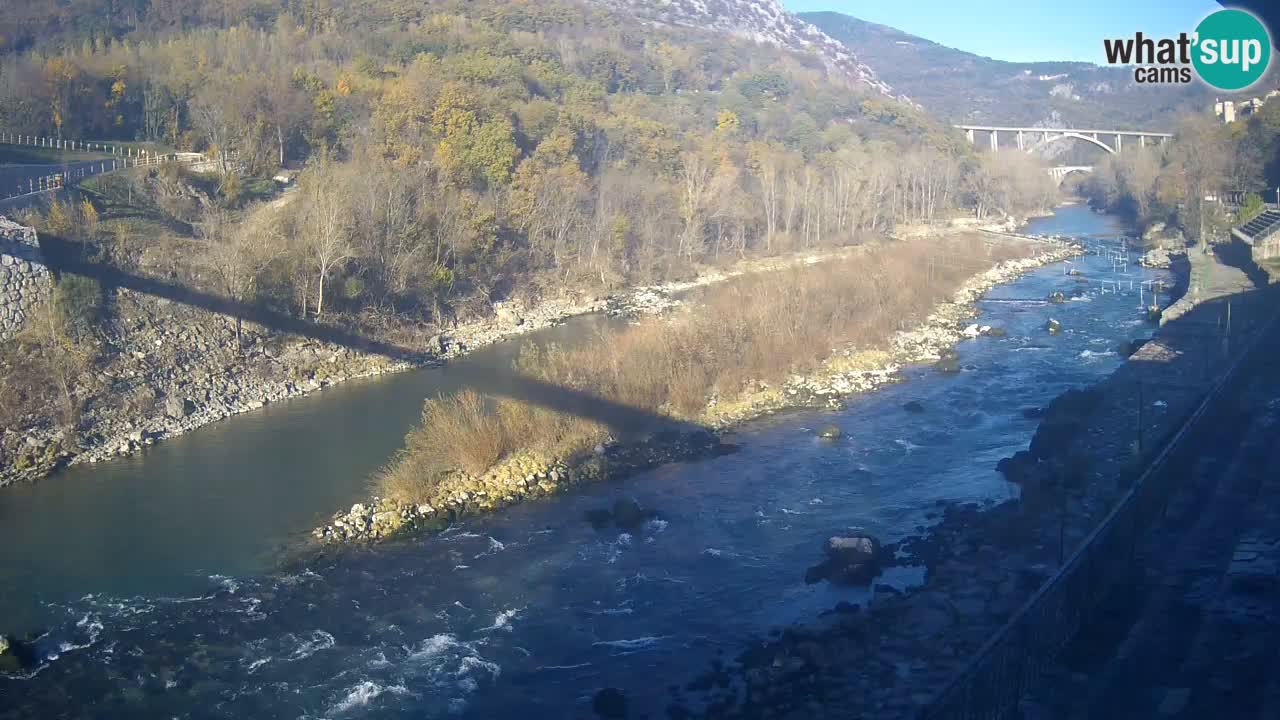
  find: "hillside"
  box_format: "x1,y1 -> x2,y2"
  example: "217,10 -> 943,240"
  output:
600,0 -> 901,99
800,10 -> 1224,129
0,0 -> 1069,481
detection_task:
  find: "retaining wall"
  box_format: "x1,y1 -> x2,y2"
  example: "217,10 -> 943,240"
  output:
0,217 -> 50,339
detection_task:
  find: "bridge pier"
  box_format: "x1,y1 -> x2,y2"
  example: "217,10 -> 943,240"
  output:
989,130 -> 998,151
1017,130 -> 1025,151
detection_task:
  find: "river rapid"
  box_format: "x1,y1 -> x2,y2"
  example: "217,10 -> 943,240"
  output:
1,207 -> 1173,719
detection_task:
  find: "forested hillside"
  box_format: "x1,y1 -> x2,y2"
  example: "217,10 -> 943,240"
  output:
1,0 -> 1055,327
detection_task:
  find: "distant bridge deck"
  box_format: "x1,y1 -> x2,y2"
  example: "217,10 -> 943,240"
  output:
956,125 -> 1173,154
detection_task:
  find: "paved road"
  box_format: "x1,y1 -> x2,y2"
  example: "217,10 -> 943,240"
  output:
1025,323 -> 1280,719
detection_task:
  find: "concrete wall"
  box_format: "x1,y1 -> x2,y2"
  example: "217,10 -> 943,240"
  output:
0,216 -> 50,340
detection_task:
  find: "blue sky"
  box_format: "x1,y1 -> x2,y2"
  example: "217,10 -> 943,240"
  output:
784,0 -> 1224,64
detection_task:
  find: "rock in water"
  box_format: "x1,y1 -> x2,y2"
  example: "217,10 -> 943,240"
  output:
1047,291 -> 1067,304
1046,318 -> 1062,335
610,498 -> 658,531
584,508 -> 613,530
805,533 -> 885,585
593,687 -> 628,719
985,326 -> 1007,337
903,400 -> 925,413
816,424 -> 842,439
0,634 -> 35,673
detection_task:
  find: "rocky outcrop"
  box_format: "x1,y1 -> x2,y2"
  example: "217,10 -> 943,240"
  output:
0,217 -> 50,340
1138,245 -> 1185,269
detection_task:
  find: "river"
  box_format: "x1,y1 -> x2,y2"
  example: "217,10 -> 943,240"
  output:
1,207 -> 1172,718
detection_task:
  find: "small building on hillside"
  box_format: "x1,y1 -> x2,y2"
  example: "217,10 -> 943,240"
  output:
1231,208 -> 1280,265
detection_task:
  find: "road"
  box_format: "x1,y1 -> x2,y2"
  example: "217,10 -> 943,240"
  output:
0,159 -> 120,199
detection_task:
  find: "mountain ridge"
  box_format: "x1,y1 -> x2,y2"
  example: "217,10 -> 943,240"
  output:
598,0 -> 907,101
800,10 -> 1228,129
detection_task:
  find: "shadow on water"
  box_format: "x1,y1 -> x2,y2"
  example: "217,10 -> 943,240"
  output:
36,234 -> 694,437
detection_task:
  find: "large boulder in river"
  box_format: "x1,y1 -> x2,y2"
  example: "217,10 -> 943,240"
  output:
0,634 -> 36,674
1047,291 -> 1067,304
1046,318 -> 1062,335
593,688 -> 628,719
816,424 -> 842,439
612,498 -> 654,530
587,499 -> 660,532
805,533 -> 887,585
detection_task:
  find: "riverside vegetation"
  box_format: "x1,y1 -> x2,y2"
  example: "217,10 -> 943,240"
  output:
317,231 -> 1083,542
0,0 -> 1065,484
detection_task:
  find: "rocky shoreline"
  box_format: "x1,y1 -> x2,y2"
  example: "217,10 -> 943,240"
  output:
0,242 -> 876,488
656,248 -> 1280,720
315,237 -> 1083,544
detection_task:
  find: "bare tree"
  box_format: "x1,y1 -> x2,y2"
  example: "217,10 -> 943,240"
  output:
199,203 -> 279,346
297,164 -> 354,317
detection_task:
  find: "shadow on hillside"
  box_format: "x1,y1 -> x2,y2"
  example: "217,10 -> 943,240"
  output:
37,234 -> 695,436
1213,239 -> 1272,291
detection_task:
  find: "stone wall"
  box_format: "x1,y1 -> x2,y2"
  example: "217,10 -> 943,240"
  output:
0,216 -> 50,340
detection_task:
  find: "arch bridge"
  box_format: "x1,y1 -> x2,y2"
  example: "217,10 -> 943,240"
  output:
1048,165 -> 1094,185
955,125 -> 1173,155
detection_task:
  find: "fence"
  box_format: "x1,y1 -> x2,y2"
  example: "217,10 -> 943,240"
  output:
0,130 -> 156,158
1,152 -> 211,200
918,299 -> 1279,719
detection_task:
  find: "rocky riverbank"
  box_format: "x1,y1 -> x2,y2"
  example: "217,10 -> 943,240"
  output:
0,242 -> 875,488
316,237 -> 1083,544
657,238 -> 1280,720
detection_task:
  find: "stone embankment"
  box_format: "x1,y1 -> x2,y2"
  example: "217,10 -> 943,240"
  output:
0,217 -> 49,340
317,240 -> 1082,543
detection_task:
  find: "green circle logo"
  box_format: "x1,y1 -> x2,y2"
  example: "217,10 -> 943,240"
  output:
1193,9 -> 1271,91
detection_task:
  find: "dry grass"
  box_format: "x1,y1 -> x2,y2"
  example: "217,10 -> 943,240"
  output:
377,390 -> 607,504
378,234 -> 1034,502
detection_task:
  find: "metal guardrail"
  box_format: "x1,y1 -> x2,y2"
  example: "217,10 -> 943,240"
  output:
919,296 -> 1280,719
